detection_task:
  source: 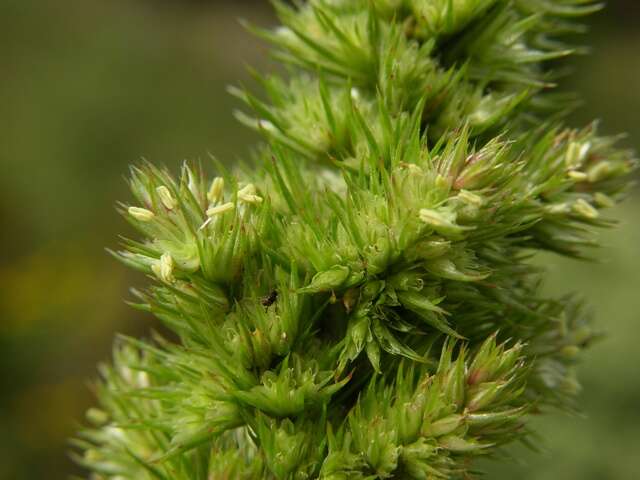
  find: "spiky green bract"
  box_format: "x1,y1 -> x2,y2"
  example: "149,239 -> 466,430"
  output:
75,1 -> 636,479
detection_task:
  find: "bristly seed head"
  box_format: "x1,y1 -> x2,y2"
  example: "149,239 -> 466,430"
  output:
79,2 -> 636,479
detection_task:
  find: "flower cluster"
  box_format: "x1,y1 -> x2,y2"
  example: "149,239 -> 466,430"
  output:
75,1 -> 635,479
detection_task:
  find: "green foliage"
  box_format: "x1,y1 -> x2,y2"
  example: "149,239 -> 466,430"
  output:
74,1 -> 636,479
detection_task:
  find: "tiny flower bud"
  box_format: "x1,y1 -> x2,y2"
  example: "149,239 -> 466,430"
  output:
237,183 -> 256,196
594,192 -> 615,208
258,120 -> 277,134
207,176 -> 225,203
201,201 -> 235,230
85,407 -> 109,426
565,141 -> 590,168
565,141 -> 578,160
572,198 -> 599,219
426,414 -> 465,437
275,25 -> 295,41
567,170 -> 588,182
156,186 -> 177,210
419,208 -> 452,228
455,189 -> 483,222
152,253 -> 175,283
466,406 -> 526,427
410,238 -> 450,260
587,161 -> 612,183
137,371 -> 150,388
241,194 -> 263,204
105,426 -> 126,441
238,183 -> 263,204
419,208 -> 470,237
404,163 -> 423,176
206,202 -> 235,217
545,203 -> 570,215
467,381 -> 502,412
469,104 -> 492,125
185,165 -> 200,198
298,265 -> 350,293
458,189 -> 483,206
439,435 -> 490,452
560,345 -> 581,359
128,206 -> 155,222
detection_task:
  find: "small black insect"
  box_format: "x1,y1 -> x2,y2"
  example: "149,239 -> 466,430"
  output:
261,290 -> 278,307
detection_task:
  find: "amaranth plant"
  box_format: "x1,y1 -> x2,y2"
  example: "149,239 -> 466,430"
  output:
73,1 -> 636,479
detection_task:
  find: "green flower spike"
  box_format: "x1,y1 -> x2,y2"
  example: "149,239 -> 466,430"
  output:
75,1 -> 636,479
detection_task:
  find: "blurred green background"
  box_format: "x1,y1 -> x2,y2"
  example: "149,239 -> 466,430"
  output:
0,1 -> 638,478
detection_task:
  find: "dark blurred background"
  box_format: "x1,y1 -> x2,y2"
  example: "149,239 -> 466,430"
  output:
0,1 -> 638,478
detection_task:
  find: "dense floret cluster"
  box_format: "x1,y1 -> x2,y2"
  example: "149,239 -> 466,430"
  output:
74,1 -> 636,479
